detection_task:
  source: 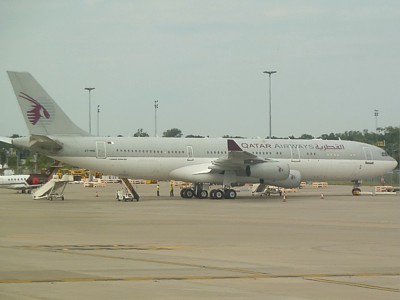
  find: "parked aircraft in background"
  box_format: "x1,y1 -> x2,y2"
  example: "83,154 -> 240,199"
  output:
0,166 -> 59,193
0,72 -> 397,199
0,174 -> 30,192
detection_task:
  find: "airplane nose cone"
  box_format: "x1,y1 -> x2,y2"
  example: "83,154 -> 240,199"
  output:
391,159 -> 398,170
387,155 -> 398,171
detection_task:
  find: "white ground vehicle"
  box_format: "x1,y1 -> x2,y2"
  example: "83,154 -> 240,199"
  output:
252,184 -> 282,197
116,188 -> 139,202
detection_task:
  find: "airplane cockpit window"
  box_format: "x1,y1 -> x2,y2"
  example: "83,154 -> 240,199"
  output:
381,151 -> 388,157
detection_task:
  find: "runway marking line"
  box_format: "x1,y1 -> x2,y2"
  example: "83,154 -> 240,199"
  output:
1,273 -> 400,292
305,277 -> 400,293
55,249 -> 268,276
15,244 -> 189,251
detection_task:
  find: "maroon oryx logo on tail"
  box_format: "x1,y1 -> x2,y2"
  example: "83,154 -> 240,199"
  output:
19,92 -> 50,125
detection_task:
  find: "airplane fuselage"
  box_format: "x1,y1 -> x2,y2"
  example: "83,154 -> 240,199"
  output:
0,174 -> 30,190
13,136 -> 397,185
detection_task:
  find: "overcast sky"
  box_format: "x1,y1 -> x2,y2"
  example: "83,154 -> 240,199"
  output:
1,0 -> 399,139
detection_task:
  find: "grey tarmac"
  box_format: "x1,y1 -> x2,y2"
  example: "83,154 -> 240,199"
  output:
0,182 -> 399,300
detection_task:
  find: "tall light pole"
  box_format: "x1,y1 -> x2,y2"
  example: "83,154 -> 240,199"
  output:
84,88 -> 95,134
374,109 -> 379,133
97,105 -> 100,136
263,70 -> 277,139
154,100 -> 159,137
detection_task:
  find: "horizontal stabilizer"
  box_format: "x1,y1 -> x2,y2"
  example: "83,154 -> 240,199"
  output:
11,135 -> 63,153
29,135 -> 63,152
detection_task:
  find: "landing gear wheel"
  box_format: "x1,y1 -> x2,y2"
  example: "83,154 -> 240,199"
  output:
184,188 -> 194,198
180,188 -> 187,198
198,190 -> 208,199
210,189 -> 216,199
214,189 -> 224,199
224,189 -> 237,199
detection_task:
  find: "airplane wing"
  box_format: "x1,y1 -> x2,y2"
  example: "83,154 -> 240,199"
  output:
170,139 -> 290,185
4,183 -> 29,190
210,139 -> 274,172
0,137 -> 12,145
6,183 -> 41,191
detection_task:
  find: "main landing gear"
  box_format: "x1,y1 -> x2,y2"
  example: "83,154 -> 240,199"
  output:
180,184 -> 237,199
180,187 -> 209,199
210,188 -> 237,199
180,183 -> 208,199
352,180 -> 362,196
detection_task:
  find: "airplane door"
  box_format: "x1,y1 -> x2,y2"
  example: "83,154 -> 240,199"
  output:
290,146 -> 301,162
96,141 -> 107,159
186,146 -> 194,161
363,147 -> 374,164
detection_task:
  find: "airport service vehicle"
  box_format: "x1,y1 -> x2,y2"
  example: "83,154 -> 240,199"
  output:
251,183 -> 283,197
1,72 -> 397,199
32,174 -> 72,200
116,189 -> 138,202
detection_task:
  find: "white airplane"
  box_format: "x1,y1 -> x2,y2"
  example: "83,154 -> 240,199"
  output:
0,166 -> 59,193
0,174 -> 30,192
0,71 -> 397,199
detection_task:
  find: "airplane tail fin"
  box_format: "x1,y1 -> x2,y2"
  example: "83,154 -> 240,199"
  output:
7,71 -> 90,136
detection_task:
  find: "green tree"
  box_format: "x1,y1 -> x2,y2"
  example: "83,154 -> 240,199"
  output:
299,134 -> 314,139
222,135 -> 245,139
163,128 -> 183,138
319,132 -> 339,140
185,134 -> 205,138
133,128 -> 149,137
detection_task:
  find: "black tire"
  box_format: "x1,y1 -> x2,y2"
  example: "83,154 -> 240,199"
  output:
215,190 -> 224,199
352,188 -> 361,196
195,190 -> 207,199
225,189 -> 237,199
210,189 -> 216,199
180,188 -> 187,198
185,189 -> 194,198
200,190 -> 208,199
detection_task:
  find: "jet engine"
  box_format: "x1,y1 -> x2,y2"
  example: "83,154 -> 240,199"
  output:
266,170 -> 301,188
246,161 -> 290,181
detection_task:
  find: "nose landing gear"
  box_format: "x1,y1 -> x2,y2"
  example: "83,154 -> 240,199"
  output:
352,180 -> 362,196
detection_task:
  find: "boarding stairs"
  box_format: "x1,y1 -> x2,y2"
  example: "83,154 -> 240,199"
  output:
119,177 -> 140,201
251,183 -> 267,196
33,174 -> 73,200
